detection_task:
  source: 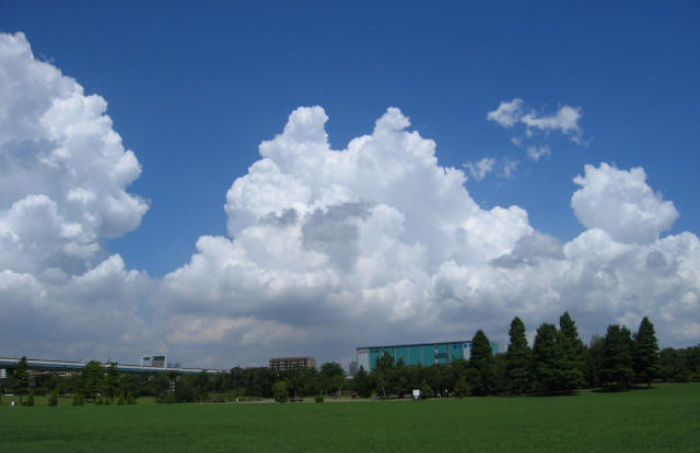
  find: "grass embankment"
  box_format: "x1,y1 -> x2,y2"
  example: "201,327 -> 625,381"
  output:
0,383 -> 698,452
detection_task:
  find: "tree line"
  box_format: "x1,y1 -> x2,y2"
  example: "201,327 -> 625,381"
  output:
3,313 -> 700,404
353,314 -> 700,398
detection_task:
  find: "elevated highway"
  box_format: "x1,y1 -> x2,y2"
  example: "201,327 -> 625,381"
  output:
0,356 -> 222,375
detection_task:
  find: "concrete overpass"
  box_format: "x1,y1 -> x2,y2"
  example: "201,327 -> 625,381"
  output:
0,356 -> 223,375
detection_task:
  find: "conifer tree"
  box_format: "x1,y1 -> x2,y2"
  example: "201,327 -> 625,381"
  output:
468,330 -> 495,395
558,312 -> 585,391
533,323 -> 563,392
633,317 -> 660,388
505,317 -> 531,394
602,324 -> 635,389
13,356 -> 30,404
584,334 -> 605,388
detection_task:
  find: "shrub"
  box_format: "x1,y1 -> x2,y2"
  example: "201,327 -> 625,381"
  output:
315,395 -> 324,403
127,392 -> 136,404
72,393 -> 84,406
26,391 -> 35,407
117,393 -> 127,405
48,391 -> 59,407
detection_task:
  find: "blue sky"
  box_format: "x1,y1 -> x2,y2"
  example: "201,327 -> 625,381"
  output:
1,1 -> 699,367
5,0 -> 697,276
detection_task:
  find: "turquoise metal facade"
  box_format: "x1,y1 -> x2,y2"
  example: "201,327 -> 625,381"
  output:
356,341 -> 500,371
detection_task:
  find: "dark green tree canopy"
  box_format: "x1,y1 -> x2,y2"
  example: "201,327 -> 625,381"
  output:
559,312 -> 584,352
13,356 -> 30,403
602,324 -> 635,389
633,316 -> 660,387
533,323 -> 562,392
81,360 -> 105,401
558,312 -> 585,391
376,351 -> 395,371
506,317 -> 531,394
468,330 -> 496,396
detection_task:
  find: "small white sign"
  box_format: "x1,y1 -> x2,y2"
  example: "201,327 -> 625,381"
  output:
412,389 -> 420,400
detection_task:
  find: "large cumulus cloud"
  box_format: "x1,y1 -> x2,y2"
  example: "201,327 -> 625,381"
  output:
0,33 -> 153,360
161,106 -> 700,366
0,33 -> 148,274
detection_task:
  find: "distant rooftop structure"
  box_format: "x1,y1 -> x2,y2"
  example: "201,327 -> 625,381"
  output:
269,356 -> 317,371
141,354 -> 167,368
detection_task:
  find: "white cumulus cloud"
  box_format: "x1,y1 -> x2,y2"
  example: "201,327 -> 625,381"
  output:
0,32 -> 148,275
0,32 -> 153,361
572,163 -> 679,244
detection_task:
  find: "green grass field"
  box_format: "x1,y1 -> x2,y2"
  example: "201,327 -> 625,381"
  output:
1,384 -> 698,452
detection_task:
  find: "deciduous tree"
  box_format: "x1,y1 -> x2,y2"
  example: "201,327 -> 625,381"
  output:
81,361 -> 105,401
272,380 -> 289,402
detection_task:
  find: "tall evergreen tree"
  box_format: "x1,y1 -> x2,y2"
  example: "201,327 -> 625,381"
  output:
633,317 -> 660,388
12,356 -> 30,403
468,330 -> 495,396
584,334 -> 605,388
505,317 -> 531,394
558,312 -> 585,391
532,323 -> 563,392
602,324 -> 635,389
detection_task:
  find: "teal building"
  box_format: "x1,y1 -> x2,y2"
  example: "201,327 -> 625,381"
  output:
356,341 -> 499,372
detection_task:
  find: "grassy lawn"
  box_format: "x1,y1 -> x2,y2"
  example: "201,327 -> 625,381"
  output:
0,383 -> 698,452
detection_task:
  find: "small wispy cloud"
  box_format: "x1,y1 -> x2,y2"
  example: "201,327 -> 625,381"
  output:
526,145 -> 551,162
464,157 -> 497,181
486,98 -> 524,128
488,99 -> 585,160
501,159 -> 519,178
463,157 -> 519,181
488,99 -> 583,142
